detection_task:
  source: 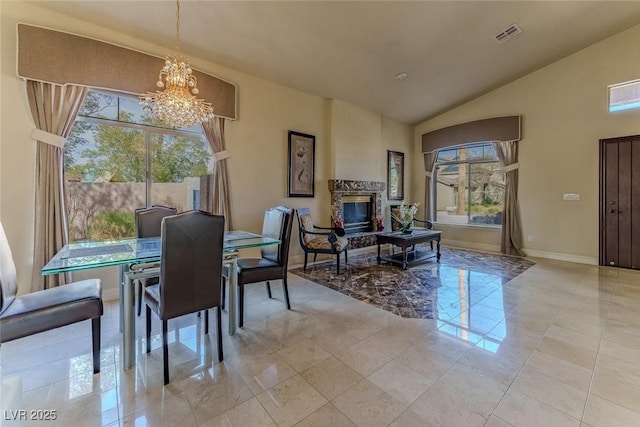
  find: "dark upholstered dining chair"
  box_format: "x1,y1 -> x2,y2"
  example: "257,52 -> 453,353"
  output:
134,205 -> 177,316
222,206 -> 294,328
0,221 -> 103,374
297,208 -> 348,274
144,210 -> 225,385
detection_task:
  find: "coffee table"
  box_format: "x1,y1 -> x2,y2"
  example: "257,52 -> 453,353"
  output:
376,229 -> 442,269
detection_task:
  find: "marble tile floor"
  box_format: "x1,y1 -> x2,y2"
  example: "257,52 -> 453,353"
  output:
289,247 -> 536,319
1,253 -> 640,426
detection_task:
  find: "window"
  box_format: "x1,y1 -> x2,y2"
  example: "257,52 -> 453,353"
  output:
433,143 -> 505,226
609,79 -> 640,112
65,91 -> 212,241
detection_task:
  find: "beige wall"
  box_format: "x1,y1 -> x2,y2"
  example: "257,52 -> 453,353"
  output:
0,2 -> 412,296
330,99 -> 382,181
414,24 -> 640,263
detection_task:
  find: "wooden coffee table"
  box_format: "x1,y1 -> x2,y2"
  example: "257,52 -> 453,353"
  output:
376,229 -> 442,269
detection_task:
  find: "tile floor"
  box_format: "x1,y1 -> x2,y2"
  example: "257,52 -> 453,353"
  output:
290,247 -> 536,319
1,251 -> 640,426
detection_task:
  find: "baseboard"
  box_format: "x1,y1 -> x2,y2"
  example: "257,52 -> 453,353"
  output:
441,239 -> 501,254
523,249 -> 598,265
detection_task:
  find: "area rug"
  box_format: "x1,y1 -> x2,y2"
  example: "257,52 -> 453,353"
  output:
289,247 -> 535,319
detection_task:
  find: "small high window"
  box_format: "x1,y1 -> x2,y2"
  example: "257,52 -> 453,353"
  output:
609,79 -> 640,112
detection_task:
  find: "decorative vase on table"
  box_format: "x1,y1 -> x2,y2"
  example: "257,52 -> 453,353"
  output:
400,223 -> 412,234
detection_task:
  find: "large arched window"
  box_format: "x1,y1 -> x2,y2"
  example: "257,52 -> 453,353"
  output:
64,90 -> 212,241
433,143 -> 505,227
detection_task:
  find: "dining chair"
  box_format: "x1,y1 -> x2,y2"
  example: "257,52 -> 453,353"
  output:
0,221 -> 103,374
297,208 -> 348,274
134,205 -> 177,316
144,210 -> 225,385
222,206 -> 294,328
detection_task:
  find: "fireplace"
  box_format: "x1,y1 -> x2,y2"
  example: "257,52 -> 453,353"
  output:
328,180 -> 386,239
342,195 -> 373,233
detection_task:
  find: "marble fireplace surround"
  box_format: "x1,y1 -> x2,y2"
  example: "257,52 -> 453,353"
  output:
328,180 -> 386,244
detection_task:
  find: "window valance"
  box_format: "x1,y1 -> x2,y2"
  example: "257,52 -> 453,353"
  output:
17,23 -> 237,120
421,116 -> 521,153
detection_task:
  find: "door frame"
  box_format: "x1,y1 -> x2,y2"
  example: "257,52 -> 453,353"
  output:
599,134 -> 640,266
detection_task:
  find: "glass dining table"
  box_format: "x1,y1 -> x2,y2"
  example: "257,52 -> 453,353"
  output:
42,230 -> 280,370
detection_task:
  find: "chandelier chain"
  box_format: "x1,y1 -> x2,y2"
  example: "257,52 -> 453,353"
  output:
138,0 -> 215,128
175,0 -> 180,56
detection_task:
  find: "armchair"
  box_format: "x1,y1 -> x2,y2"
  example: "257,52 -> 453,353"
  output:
297,208 -> 348,274
390,206 -> 433,232
390,206 -> 434,251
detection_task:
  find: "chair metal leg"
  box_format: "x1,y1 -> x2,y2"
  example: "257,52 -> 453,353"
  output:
345,249 -> 348,265
336,253 -> 341,274
92,317 -> 101,374
313,253 -> 318,262
303,253 -> 309,271
146,306 -> 152,354
239,285 -> 244,328
282,278 -> 291,310
266,281 -> 272,298
204,309 -> 209,335
162,320 -> 169,385
137,280 -> 143,316
221,277 -> 226,310
217,306 -> 223,362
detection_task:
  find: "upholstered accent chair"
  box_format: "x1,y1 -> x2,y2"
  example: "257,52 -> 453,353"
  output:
297,208 -> 348,274
390,207 -> 434,232
222,206 -> 294,328
144,210 -> 225,385
134,205 -> 177,316
0,221 -> 103,374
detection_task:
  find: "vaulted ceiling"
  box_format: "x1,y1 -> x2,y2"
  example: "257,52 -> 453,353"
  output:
35,1 -> 640,124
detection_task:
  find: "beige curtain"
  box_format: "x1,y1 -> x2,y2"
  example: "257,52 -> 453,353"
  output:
423,151 -> 437,220
27,81 -> 88,291
492,140 -> 524,256
202,117 -> 233,231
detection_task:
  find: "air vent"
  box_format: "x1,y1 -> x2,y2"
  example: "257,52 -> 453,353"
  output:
493,24 -> 522,44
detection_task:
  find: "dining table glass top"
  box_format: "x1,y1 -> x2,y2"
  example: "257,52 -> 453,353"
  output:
42,231 -> 280,275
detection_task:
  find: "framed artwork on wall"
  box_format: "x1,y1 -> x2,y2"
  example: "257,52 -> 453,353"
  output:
288,131 -> 315,197
387,150 -> 404,201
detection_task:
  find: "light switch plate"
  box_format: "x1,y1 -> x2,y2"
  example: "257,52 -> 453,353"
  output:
563,193 -> 580,201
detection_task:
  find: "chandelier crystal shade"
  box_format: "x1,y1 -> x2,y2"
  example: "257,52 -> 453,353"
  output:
139,0 -> 214,128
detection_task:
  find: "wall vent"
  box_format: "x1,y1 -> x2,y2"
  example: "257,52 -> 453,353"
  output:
493,24 -> 522,44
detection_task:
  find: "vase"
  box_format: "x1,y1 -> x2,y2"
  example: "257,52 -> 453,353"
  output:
400,224 -> 412,234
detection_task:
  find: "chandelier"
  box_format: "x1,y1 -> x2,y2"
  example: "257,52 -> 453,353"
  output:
139,0 -> 214,128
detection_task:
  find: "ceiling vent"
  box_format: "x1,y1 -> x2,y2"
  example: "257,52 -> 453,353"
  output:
493,24 -> 522,44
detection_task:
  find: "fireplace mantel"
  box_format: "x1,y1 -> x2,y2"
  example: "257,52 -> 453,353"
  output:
328,180 -> 386,193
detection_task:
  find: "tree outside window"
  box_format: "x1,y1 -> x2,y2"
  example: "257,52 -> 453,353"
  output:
64,91 -> 212,241
433,144 -> 505,226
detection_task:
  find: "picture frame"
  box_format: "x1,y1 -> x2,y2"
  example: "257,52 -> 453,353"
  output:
387,150 -> 404,201
288,131 -> 315,197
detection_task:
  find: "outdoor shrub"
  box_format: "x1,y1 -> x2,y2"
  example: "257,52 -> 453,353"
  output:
89,211 -> 135,240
